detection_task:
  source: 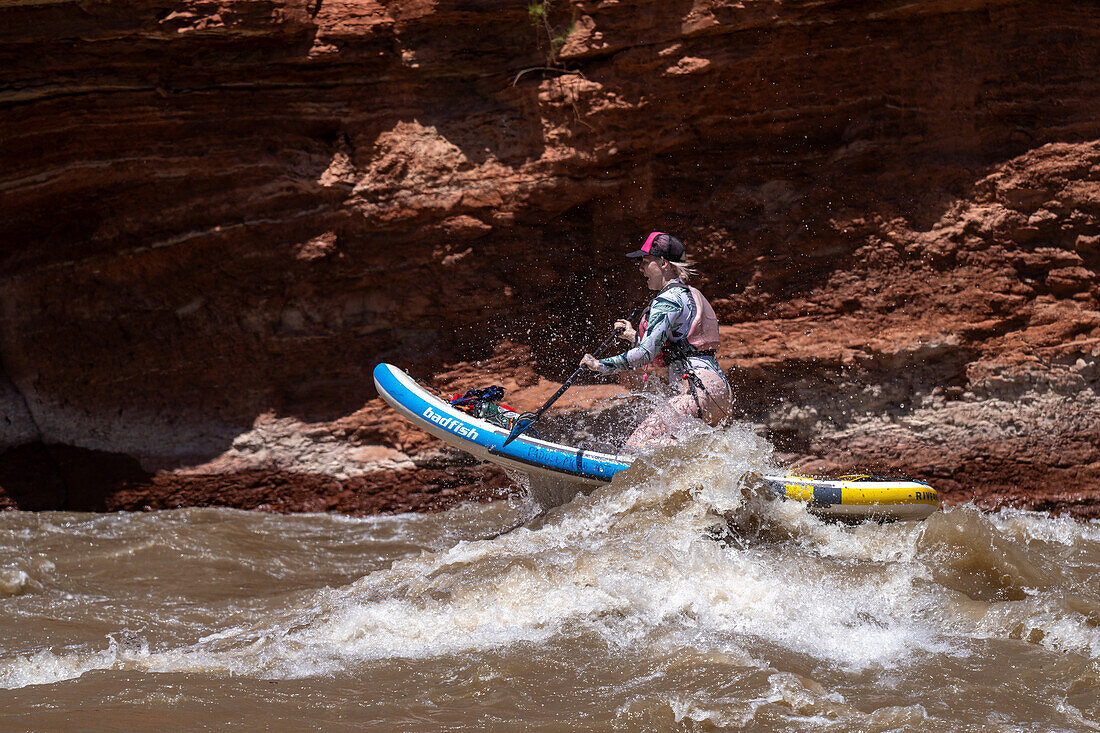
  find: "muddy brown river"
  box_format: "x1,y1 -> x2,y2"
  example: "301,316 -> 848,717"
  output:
2,429 -> 1098,730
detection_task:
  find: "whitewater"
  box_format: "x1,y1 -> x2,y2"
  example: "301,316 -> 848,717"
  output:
2,425 -> 1098,730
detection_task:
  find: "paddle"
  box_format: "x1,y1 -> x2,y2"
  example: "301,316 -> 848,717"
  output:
503,304 -> 643,446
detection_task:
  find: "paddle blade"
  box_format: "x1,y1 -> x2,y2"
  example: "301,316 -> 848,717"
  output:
502,414 -> 536,446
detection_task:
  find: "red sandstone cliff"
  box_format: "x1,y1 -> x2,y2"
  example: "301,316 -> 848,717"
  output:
1,0 -> 1098,515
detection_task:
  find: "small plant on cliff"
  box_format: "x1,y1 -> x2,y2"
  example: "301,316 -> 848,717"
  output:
523,0 -> 576,71
515,0 -> 591,130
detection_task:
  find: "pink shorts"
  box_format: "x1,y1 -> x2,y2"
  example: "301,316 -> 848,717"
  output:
624,368 -> 733,450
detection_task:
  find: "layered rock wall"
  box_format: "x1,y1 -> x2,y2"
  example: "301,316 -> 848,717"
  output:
1,0 -> 1098,514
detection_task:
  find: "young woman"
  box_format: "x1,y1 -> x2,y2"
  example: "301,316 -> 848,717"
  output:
580,232 -> 733,449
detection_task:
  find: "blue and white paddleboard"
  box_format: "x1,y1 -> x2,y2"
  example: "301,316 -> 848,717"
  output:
373,362 -> 630,487
373,363 -> 939,519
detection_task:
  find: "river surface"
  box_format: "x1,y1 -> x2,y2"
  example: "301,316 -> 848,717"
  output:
2,428 -> 1099,731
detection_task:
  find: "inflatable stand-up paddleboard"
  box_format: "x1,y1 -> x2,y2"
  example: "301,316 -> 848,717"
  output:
373,363 -> 939,521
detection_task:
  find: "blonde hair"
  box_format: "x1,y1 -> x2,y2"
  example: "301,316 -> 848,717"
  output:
666,257 -> 697,283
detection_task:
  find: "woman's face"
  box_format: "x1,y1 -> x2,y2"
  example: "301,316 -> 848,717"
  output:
638,255 -> 667,290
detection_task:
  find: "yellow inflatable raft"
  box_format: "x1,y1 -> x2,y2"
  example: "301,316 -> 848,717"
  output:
762,474 -> 940,521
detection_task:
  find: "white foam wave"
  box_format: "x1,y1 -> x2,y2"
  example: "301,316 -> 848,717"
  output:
0,567 -> 31,597
3,424 -> 1098,693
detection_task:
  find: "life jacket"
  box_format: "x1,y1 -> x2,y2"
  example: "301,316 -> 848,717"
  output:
637,283 -> 720,368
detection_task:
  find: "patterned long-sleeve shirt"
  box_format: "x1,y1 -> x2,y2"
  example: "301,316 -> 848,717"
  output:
596,281 -> 725,383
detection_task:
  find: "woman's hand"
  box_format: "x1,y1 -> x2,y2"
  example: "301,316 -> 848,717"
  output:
614,319 -> 636,342
580,353 -> 601,372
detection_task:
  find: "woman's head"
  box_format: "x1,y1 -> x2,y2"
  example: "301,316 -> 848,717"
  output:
627,232 -> 696,287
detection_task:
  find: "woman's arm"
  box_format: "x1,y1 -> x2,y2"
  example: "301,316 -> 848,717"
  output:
593,297 -> 679,374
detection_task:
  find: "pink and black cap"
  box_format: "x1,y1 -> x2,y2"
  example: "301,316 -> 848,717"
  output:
626,231 -> 685,261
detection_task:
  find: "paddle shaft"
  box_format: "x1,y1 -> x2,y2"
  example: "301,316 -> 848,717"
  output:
503,305 -> 643,445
